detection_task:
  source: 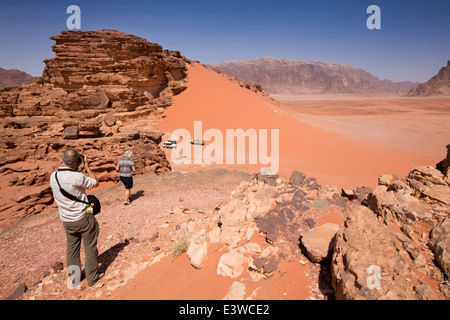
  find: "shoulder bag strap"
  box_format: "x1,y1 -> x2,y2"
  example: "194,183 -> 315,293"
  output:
55,170 -> 89,205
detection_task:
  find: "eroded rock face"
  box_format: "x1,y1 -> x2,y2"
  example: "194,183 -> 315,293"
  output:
332,206 -> 437,300
0,30 -> 190,231
332,163 -> 450,300
0,30 -> 189,119
0,128 -> 171,231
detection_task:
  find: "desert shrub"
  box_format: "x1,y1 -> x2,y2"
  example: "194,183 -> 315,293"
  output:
171,232 -> 189,256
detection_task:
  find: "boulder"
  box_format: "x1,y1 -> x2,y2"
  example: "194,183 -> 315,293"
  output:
300,223 -> 340,263
104,114 -> 116,127
378,173 -> 399,186
367,185 -> 400,221
5,283 -> 27,300
62,126 -> 79,139
186,229 -> 209,269
289,170 -> 306,186
341,188 -> 356,200
217,249 -> 247,278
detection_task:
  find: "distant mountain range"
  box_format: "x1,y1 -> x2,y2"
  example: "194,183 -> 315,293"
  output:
0,68 -> 34,90
212,57 -> 419,95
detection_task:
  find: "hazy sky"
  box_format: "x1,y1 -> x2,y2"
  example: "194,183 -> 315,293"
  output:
0,0 -> 449,82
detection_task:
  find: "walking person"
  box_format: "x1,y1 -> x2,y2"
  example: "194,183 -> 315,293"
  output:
116,150 -> 136,205
49,148 -> 104,287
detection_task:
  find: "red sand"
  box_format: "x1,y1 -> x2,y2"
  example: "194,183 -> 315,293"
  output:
101,236 -> 312,300
159,63 -> 446,189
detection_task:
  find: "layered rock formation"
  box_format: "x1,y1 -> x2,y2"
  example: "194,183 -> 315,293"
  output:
0,30 -> 191,231
408,61 -> 450,96
212,57 -> 418,94
0,68 -> 34,90
1,30 -> 189,119
167,151 -> 450,300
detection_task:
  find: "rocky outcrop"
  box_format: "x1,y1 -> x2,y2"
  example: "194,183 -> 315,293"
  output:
332,206 -> 437,300
0,30 -> 191,231
332,162 -> 450,300
1,30 -> 189,119
213,57 -> 418,94
0,68 -> 34,90
408,61 -> 450,96
168,169 -> 355,300
168,149 -> 450,300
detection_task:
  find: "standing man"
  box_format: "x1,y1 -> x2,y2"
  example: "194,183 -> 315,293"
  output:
116,150 -> 136,205
50,148 -> 104,287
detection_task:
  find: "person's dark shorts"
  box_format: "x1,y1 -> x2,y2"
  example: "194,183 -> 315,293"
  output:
120,176 -> 133,189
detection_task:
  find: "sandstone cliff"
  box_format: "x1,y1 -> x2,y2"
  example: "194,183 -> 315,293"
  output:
408,61 -> 450,96
213,57 -> 418,94
1,30 -> 189,119
0,30 -> 191,231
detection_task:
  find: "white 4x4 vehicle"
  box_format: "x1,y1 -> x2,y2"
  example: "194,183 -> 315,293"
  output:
190,138 -> 205,145
163,140 -> 177,148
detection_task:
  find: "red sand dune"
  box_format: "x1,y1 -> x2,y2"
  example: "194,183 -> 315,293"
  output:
159,63 -> 443,189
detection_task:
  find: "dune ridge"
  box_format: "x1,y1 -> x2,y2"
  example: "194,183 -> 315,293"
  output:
159,63 -> 442,189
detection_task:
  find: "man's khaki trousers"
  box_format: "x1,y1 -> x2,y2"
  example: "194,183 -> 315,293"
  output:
63,213 -> 100,286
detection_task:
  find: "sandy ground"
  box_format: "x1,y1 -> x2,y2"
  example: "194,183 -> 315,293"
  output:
0,170 -> 249,300
5,170 -> 338,301
158,63 -> 449,189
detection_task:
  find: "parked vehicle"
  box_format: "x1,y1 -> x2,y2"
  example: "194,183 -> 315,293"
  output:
163,140 -> 177,148
190,138 -> 205,145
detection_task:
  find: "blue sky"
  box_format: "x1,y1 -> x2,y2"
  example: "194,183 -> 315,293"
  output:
0,0 -> 449,82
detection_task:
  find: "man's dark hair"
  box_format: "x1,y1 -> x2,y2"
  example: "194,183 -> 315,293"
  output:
63,148 -> 80,166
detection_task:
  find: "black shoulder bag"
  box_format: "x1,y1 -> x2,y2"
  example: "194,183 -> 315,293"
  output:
55,169 -> 101,215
